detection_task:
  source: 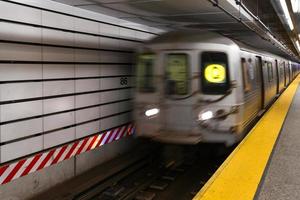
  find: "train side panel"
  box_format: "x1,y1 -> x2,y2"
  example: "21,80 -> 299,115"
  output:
262,56 -> 277,107
284,61 -> 290,86
277,59 -> 285,93
240,51 -> 263,130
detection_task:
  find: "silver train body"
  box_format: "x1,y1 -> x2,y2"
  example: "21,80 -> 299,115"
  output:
134,31 -> 300,146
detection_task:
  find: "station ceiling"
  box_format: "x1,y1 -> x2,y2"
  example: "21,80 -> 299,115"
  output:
53,0 -> 299,60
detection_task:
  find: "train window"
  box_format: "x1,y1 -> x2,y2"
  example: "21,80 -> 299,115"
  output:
241,58 -> 251,92
267,62 -> 273,81
165,54 -> 189,95
136,54 -> 156,93
201,52 -> 230,94
280,63 -> 284,76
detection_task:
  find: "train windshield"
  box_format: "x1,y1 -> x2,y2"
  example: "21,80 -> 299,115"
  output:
165,54 -> 189,95
201,52 -> 230,94
136,54 -> 156,93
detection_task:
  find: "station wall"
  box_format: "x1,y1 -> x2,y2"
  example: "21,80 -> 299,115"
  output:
0,0 -> 160,163
0,0 -> 161,198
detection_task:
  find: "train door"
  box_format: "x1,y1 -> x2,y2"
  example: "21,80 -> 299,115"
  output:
163,51 -> 195,132
255,56 -> 264,110
240,55 -> 263,126
278,61 -> 285,92
286,62 -> 291,85
289,63 -> 293,81
262,59 -> 277,107
283,61 -> 287,87
275,60 -> 279,94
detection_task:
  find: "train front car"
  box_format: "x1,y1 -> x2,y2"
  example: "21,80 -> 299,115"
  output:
134,31 -> 243,146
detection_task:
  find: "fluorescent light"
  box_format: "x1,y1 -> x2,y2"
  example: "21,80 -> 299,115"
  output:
280,0 -> 294,30
291,0 -> 299,13
145,108 -> 159,117
296,40 -> 300,51
199,111 -> 213,121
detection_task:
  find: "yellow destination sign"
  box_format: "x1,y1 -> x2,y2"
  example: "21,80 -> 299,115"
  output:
204,64 -> 226,83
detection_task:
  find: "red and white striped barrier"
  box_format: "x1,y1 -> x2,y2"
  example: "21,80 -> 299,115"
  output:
0,123 -> 135,185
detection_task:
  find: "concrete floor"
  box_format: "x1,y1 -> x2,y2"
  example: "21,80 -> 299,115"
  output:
256,84 -> 300,200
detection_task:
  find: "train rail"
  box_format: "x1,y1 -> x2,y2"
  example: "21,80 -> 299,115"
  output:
70,144 -> 230,200
31,142 -> 232,200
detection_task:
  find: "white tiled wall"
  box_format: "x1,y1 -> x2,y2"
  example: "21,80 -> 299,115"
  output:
0,0 -> 160,163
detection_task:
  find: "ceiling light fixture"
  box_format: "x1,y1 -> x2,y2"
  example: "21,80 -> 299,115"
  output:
280,0 -> 294,30
296,40 -> 300,51
291,0 -> 299,13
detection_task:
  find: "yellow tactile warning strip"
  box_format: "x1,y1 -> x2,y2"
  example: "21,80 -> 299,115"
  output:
193,75 -> 300,200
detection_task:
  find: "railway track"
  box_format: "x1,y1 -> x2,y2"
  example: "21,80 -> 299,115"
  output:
31,143 -> 231,200
72,144 -> 230,200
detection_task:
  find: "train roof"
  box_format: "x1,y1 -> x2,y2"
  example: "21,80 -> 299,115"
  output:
147,30 -> 291,61
234,40 -> 288,60
148,30 -> 237,47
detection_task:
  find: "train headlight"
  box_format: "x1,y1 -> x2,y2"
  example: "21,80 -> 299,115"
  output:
198,111 -> 213,121
145,108 -> 160,117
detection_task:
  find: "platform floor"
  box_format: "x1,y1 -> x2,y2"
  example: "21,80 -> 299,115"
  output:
256,83 -> 300,199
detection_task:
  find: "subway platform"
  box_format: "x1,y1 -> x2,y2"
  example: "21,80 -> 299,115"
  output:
256,78 -> 300,199
194,75 -> 300,200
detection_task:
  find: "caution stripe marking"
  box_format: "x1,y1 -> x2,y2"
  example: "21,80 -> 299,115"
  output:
0,123 -> 134,185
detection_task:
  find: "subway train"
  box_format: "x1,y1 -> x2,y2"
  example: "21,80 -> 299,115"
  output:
134,31 -> 300,146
